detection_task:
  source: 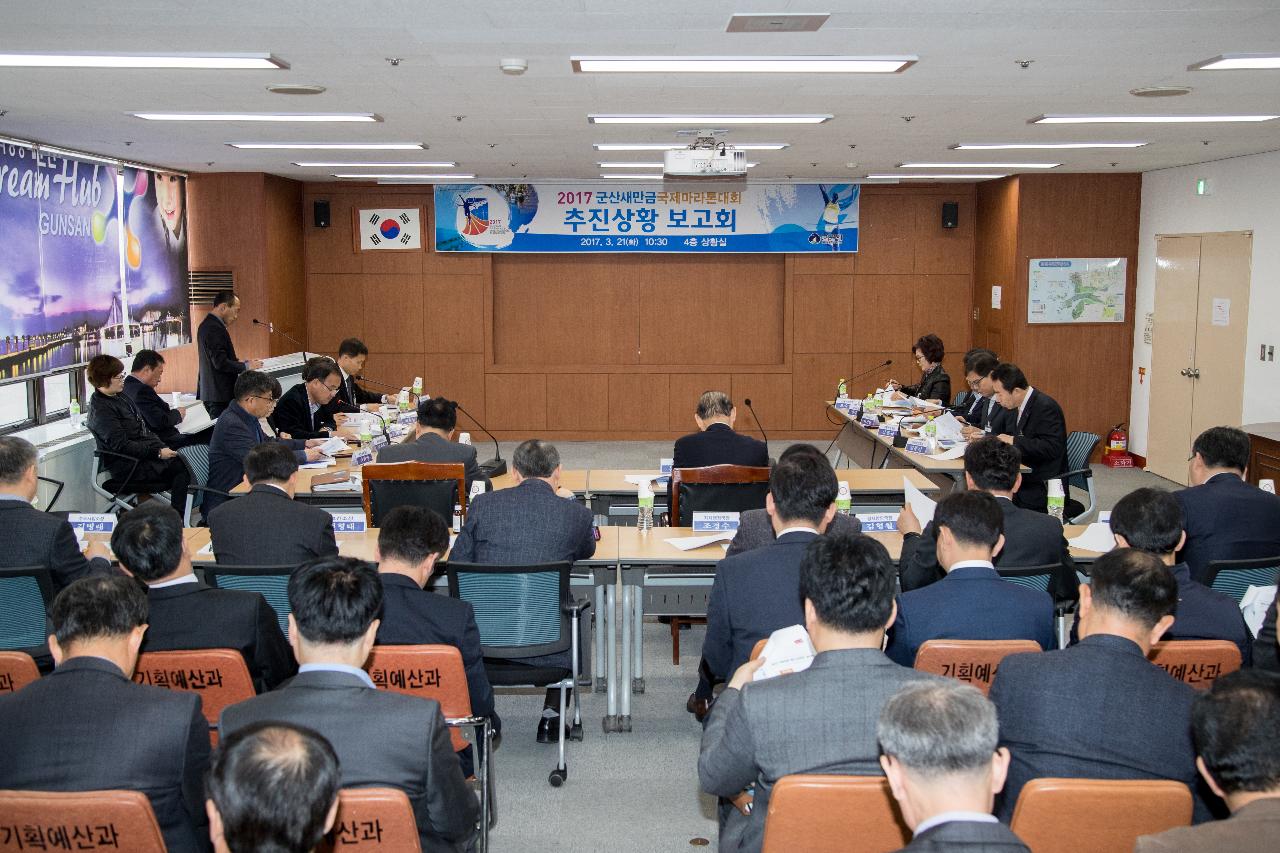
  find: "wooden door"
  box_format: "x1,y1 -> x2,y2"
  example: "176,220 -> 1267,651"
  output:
1147,236 -> 1201,483
1189,233 -> 1252,440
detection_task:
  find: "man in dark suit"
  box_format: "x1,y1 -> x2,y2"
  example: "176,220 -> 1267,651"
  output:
0,576 -> 211,852
699,534 -> 945,853
957,349 -> 1014,440
220,557 -> 478,852
879,682 -> 1030,853
205,371 -> 324,517
886,491 -> 1056,666
696,446 -> 838,717
897,437 -> 1076,594
270,357 -> 342,440
197,291 -> 261,419
450,439 -> 594,738
377,396 -> 489,494
208,442 -> 338,566
332,337 -> 389,410
670,390 -> 769,512
1175,426 -> 1280,583
0,436 -> 114,592
1137,670 -> 1280,853
990,548 -> 1209,822
112,502 -> 295,691
991,363 -> 1067,514
1111,487 -> 1253,665
375,505 -> 500,775
124,349 -> 200,448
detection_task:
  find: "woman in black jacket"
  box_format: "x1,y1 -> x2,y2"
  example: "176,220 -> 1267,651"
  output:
85,354 -> 191,513
891,333 -> 952,403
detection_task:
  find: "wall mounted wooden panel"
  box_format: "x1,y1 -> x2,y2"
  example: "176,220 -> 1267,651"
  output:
792,274 -> 853,354
668,373 -> 732,432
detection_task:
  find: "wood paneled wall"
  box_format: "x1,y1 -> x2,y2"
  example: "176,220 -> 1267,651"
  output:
300,183 -> 976,439
975,173 -> 1142,448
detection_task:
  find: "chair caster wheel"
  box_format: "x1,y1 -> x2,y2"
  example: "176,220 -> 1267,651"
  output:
633,677 -> 646,694
548,767 -> 567,787
569,721 -> 584,741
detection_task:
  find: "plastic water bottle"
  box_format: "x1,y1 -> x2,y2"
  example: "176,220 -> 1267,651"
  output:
1046,478 -> 1066,524
68,400 -> 81,429
836,378 -> 848,399
836,482 -> 851,515
452,503 -> 463,533
637,482 -> 654,532
398,389 -> 411,412
924,416 -> 938,452
412,376 -> 424,398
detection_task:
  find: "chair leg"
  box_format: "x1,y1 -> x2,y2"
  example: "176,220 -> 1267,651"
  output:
569,612 -> 583,740
671,618 -> 681,665
548,681 -> 568,787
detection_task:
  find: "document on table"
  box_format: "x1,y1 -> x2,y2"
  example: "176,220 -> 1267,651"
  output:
903,477 -> 937,525
317,436 -> 348,456
623,473 -> 663,485
664,532 -> 736,551
932,412 -> 965,442
197,540 -> 213,556
929,444 -> 968,460
1068,522 -> 1117,553
177,403 -> 214,435
299,459 -> 336,469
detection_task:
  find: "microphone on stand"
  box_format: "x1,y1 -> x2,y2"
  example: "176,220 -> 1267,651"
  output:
842,359 -> 892,395
454,401 -> 507,479
743,398 -> 768,447
251,319 -> 311,360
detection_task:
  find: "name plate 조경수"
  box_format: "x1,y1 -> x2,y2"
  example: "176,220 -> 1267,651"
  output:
856,512 -> 899,533
692,511 -> 740,532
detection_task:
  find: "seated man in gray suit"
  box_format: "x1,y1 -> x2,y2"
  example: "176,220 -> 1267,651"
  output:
0,576 -> 211,853
377,396 -> 489,495
207,442 -> 338,567
878,681 -> 1030,852
699,533 -> 945,853
1137,670 -> 1280,853
220,557 -> 478,852
990,548 -> 1209,822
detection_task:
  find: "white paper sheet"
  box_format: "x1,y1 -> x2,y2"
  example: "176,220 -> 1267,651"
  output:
903,477 -> 937,526
623,473 -> 663,486
664,532 -> 736,551
1241,585 -> 1277,637
177,403 -> 214,435
197,541 -> 213,556
299,459 -> 336,469
753,624 -> 817,682
1067,522 -> 1117,553
929,444 -> 968,461
932,411 -> 966,441
317,436 -> 348,455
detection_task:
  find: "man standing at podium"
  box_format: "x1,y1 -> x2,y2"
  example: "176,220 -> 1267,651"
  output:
197,291 -> 261,418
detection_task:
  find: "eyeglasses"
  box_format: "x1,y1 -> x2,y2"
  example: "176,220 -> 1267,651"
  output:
913,354 -> 928,363
249,395 -> 278,408
323,383 -> 342,393
966,376 -> 983,389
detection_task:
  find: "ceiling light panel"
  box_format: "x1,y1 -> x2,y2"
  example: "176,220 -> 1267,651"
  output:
0,51 -> 288,69
589,114 -> 831,124
951,142 -> 1147,150
598,162 -> 758,168
900,162 -> 1059,169
228,142 -> 424,150
292,161 -> 455,167
1032,114 -> 1277,124
594,143 -> 789,151
572,56 -> 915,73
867,173 -> 1008,180
135,112 -> 379,122
1189,53 -> 1280,71
333,173 -> 474,179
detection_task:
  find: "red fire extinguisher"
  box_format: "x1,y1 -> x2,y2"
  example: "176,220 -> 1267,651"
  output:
1103,423 -> 1134,468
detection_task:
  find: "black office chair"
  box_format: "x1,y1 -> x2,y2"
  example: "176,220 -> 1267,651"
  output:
204,564 -> 297,634
361,462 -> 466,527
1061,431 -> 1101,523
0,566 -> 55,664
1202,556 -> 1279,605
998,563 -> 1078,650
669,464 -> 771,528
89,447 -> 178,513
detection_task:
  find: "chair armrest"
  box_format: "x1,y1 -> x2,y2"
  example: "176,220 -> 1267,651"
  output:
445,714 -> 489,728
562,598 -> 592,617
1059,466 -> 1092,482
94,447 -> 144,463
37,476 -> 64,513
93,448 -> 143,497
187,485 -> 236,501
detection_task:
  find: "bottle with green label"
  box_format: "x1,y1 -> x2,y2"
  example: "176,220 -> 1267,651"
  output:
69,400 -> 81,429
835,482 -> 851,515
637,482 -> 655,532
837,378 -> 848,399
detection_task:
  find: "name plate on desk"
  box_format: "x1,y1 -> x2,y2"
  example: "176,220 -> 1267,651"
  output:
659,458 -> 673,476
877,424 -> 898,438
692,511 -> 740,532
68,513 -> 115,535
904,438 -> 930,454
331,513 -> 367,534
860,414 -> 879,429
834,398 -> 862,418
370,434 -> 389,450
856,512 -> 899,532
351,447 -> 374,467
397,410 -> 417,426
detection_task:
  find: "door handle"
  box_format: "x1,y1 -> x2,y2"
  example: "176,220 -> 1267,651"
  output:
1191,368 -> 1201,379
1180,367 -> 1191,377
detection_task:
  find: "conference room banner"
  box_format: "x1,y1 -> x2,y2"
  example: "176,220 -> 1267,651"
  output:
122,167 -> 190,351
433,183 -> 859,253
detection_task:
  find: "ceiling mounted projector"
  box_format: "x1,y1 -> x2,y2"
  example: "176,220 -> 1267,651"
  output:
663,131 -> 748,179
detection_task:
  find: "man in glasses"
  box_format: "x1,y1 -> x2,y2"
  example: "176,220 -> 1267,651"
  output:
271,357 -> 344,440
957,348 -> 1014,441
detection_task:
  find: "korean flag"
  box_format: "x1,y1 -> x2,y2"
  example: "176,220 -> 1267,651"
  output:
359,208 -> 422,250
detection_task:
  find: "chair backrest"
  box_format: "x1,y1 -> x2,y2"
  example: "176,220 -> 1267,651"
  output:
671,464 -> 771,528
0,651 -> 40,694
177,443 -> 211,509
0,566 -> 55,651
447,562 -> 571,659
133,649 -> 257,744
761,775 -> 910,853
995,564 -> 1055,595
1202,556 -> 1279,604
366,644 -> 473,752
1064,431 -> 1100,490
913,639 -> 1043,695
0,789 -> 168,852
1148,640 -> 1242,690
318,787 -> 422,853
1009,778 -> 1192,853
361,461 -> 466,527
204,564 -> 296,634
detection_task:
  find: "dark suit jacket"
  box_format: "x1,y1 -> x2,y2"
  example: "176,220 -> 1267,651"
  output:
196,313 -> 245,405
989,634 -> 1207,823
334,370 -> 382,409
902,365 -> 951,403
1004,388 -> 1068,513
1163,562 -> 1254,665
269,382 -> 336,440
0,498 -> 112,592
377,432 -> 489,495
206,401 -> 306,516
207,483 -> 337,566
124,375 -> 184,447
699,649 -> 944,853
143,580 -> 296,690
220,669 -> 478,852
0,656 -> 211,853
670,422 -> 769,507
449,478 -> 594,565
1256,595 -> 1279,673
86,390 -> 170,482
1174,472 -> 1280,583
1136,797 -> 1280,853
725,509 -> 861,558
898,820 -> 1030,852
702,530 -> 817,682
961,395 -> 1015,435
898,495 -> 1076,595
376,572 -> 499,734
885,563 -> 1057,666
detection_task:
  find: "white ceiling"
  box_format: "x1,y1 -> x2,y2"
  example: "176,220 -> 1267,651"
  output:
3,1 -> 1280,182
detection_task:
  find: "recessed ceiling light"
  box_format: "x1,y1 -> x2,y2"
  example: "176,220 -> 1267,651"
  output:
572,56 -> 916,73
1129,86 -> 1192,98
866,173 -> 1008,180
333,173 -> 474,179
726,13 -> 829,33
135,112 -> 379,122
594,142 -> 789,151
267,84 -> 327,96
0,51 -> 288,69
1189,53 -> 1280,71
602,174 -> 665,180
589,114 -> 831,124
899,162 -> 1060,169
951,142 -> 1147,150
598,161 -> 758,168
228,142 -> 425,150
1032,114 -> 1277,124
293,161 -> 456,168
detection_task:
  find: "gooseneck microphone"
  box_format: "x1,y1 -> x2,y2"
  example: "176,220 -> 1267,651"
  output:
453,400 -> 507,478
251,319 -> 310,360
743,398 -> 768,447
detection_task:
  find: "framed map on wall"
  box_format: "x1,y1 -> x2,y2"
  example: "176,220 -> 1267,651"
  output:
1027,257 -> 1127,324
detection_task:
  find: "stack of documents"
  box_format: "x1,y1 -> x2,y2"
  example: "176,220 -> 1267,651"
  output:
177,403 -> 214,435
1067,523 -> 1117,553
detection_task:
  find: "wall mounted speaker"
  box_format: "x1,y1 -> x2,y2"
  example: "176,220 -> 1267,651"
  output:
941,201 -> 959,229
313,200 -> 331,228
